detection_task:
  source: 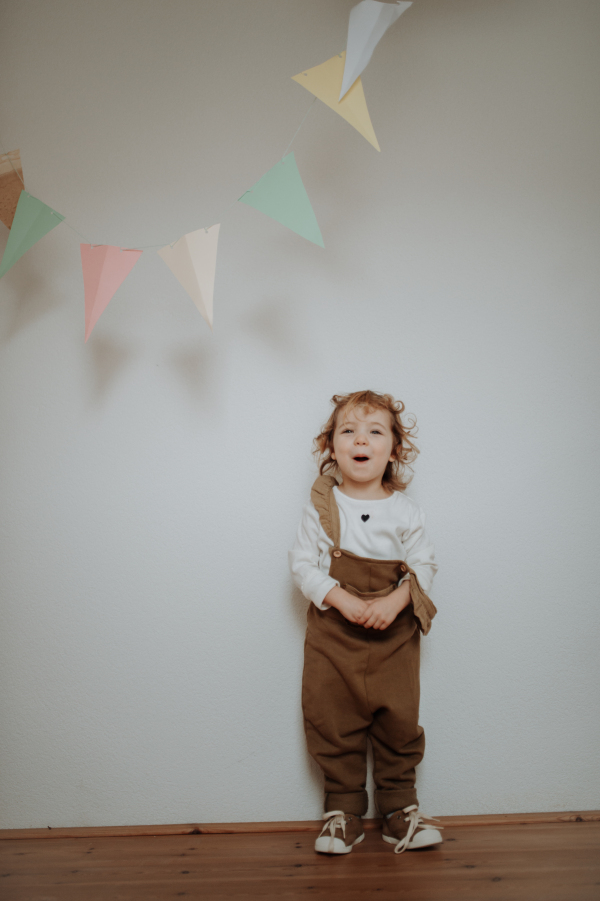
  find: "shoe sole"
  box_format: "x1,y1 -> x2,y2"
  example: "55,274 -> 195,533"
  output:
315,831 -> 365,855
382,828 -> 443,850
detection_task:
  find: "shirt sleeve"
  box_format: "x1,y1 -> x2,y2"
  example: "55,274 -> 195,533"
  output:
400,502 -> 438,595
288,500 -> 340,610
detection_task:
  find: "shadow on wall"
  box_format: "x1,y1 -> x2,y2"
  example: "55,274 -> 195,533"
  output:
85,293 -> 304,408
87,336 -> 224,410
0,234 -> 66,342
168,339 -> 221,409
87,335 -> 137,403
236,295 -> 308,363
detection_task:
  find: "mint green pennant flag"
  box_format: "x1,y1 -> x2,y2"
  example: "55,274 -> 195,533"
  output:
238,152 -> 324,248
0,191 -> 65,279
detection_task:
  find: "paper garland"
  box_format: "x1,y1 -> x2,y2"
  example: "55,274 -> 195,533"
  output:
0,191 -> 64,279
157,225 -> 220,328
0,149 -> 24,229
340,1 -> 412,100
0,1 -> 415,335
292,52 -> 380,151
239,152 -> 324,248
81,244 -> 143,342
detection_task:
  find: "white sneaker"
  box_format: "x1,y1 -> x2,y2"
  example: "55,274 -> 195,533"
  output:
314,810 -> 365,855
382,805 -> 443,853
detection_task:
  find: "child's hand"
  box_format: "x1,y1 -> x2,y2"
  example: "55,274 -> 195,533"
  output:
336,594 -> 371,624
357,583 -> 411,630
323,586 -> 370,624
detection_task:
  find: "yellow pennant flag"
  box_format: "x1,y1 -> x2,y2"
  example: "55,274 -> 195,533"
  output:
292,51 -> 380,151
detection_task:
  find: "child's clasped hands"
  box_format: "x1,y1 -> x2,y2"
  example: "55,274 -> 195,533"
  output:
330,579 -> 412,631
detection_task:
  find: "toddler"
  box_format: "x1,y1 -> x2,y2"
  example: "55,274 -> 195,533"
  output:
289,390 -> 442,855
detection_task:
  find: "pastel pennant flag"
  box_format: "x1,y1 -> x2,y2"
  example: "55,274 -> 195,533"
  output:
340,1 -> 412,100
0,191 -> 65,279
292,52 -> 380,151
0,149 -> 24,229
157,224 -> 220,328
238,152 -> 324,247
80,244 -> 142,342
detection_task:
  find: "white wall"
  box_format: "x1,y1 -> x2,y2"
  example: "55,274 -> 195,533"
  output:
1,0 -> 599,829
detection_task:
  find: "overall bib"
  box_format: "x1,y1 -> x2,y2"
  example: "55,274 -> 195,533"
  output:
302,475 -> 437,818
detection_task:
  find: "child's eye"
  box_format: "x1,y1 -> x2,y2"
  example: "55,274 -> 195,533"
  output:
342,429 -> 353,434
371,430 -> 382,435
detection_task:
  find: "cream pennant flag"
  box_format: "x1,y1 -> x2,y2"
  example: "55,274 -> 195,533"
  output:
340,1 -> 412,101
80,244 -> 142,342
0,149 -> 24,229
157,224 -> 220,328
292,51 -> 380,151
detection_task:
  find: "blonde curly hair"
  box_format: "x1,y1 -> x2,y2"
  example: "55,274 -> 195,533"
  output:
313,390 -> 419,493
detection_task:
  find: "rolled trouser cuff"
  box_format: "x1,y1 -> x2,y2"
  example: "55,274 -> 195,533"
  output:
375,789 -> 418,817
325,790 -> 369,817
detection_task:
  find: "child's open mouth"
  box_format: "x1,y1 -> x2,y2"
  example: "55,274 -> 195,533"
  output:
353,456 -> 369,462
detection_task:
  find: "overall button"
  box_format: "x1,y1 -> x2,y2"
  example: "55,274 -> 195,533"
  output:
332,550 -> 342,558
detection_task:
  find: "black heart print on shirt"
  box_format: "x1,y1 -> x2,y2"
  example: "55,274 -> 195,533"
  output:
361,514 -> 370,522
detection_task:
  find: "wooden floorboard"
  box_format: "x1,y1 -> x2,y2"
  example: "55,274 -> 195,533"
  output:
2,810 -> 598,841
1,821 -> 599,900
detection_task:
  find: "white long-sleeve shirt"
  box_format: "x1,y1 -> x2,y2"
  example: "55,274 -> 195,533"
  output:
288,486 -> 437,610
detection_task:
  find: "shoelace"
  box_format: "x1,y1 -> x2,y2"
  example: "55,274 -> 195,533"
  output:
319,810 -> 347,853
392,804 -> 443,855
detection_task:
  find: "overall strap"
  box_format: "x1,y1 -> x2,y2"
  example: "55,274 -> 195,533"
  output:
310,474 -> 341,547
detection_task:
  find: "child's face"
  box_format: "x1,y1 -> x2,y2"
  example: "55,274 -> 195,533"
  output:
331,406 -> 396,488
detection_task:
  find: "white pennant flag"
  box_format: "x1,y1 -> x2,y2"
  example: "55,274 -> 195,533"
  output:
158,225 -> 220,328
340,1 -> 412,101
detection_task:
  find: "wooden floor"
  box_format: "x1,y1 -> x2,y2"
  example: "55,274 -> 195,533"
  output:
1,819 -> 599,901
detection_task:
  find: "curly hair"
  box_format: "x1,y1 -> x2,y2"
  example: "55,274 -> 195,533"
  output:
313,390 -> 419,493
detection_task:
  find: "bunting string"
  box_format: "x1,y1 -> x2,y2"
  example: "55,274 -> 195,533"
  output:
1,95 -> 318,253
280,95 -> 318,162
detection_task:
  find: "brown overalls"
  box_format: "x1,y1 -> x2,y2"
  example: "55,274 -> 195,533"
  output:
301,475 -> 437,818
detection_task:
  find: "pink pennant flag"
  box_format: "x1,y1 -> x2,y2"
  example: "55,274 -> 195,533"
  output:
80,244 -> 142,342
